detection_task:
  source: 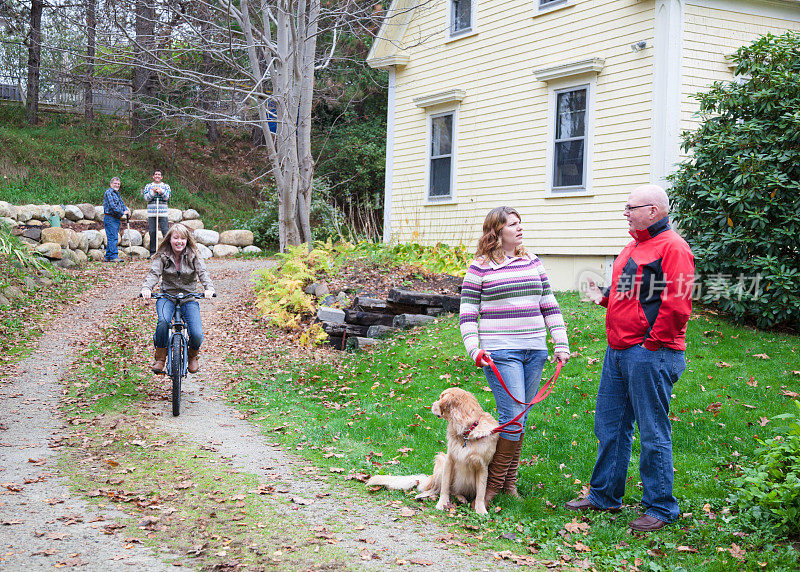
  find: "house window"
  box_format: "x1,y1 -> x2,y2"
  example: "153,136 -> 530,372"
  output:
539,0 -> 567,9
451,0 -> 472,34
429,112 -> 454,199
552,86 -> 587,191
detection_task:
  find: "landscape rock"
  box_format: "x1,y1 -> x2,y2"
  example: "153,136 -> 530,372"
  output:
1,217 -> 16,227
242,245 -> 262,254
131,209 -> 148,221
65,228 -> 81,250
70,249 -> 88,265
125,246 -> 150,259
94,206 -> 104,221
0,201 -> 14,218
63,205 -> 83,221
22,227 -> 42,242
88,249 -> 105,261
182,209 -> 200,220
56,256 -> 77,269
181,219 -> 204,231
22,276 -> 37,291
194,229 -> 219,246
196,243 -> 212,259
219,229 -> 253,247
0,293 -> 9,306
41,227 -> 69,247
36,275 -> 53,287
167,208 -> 183,223
77,203 -> 96,220
120,228 -> 143,247
16,205 -> 37,223
36,242 -> 63,260
212,244 -> 239,258
2,285 -> 24,301
317,307 -> 346,324
82,230 -> 104,250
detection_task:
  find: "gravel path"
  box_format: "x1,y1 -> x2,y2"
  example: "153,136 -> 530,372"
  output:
1,259 -> 520,571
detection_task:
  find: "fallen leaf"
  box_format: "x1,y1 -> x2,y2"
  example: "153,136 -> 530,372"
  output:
758,417 -> 770,426
715,362 -> 731,368
752,353 -> 770,359
676,545 -> 698,553
399,507 -> 415,517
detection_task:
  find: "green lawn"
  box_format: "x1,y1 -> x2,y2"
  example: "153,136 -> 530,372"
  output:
228,292 -> 800,570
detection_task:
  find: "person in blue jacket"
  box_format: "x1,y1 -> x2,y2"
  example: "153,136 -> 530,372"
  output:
103,176 -> 131,262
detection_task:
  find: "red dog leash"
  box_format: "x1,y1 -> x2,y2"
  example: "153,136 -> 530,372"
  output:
473,349 -> 563,436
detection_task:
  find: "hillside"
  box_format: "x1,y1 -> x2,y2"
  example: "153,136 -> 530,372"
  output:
0,102 -> 268,230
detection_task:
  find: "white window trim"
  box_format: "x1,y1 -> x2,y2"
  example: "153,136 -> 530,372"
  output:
446,0 -> 477,42
424,108 -> 458,205
544,78 -> 596,198
534,0 -> 573,17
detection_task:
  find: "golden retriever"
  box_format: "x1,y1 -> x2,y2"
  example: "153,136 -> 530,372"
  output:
366,387 -> 499,515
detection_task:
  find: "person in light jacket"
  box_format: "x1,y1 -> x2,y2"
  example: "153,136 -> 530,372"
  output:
141,224 -> 214,374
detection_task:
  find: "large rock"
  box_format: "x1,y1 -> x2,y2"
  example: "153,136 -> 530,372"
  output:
143,231 -> 164,251
65,228 -> 81,250
0,201 -> 14,219
50,205 -> 66,220
88,249 -> 105,261
2,285 -> 24,301
82,230 -> 104,250
77,203 -> 96,220
22,227 -> 42,242
124,246 -> 150,259
94,205 -> 104,221
16,205 -> 37,223
75,232 -> 89,253
120,228 -> 143,247
64,205 -> 83,221
41,227 -> 69,247
193,229 -> 219,246
219,229 -> 253,247
212,244 -> 239,258
70,248 -> 88,265
27,204 -> 48,222
196,243 -> 212,259
182,209 -> 200,220
167,208 -> 183,223
181,219 -> 204,231
131,209 -> 148,221
1,217 -> 16,227
242,245 -> 262,254
36,242 -> 63,260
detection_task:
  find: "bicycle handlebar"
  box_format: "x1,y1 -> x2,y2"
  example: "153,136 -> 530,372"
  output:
139,292 -> 216,300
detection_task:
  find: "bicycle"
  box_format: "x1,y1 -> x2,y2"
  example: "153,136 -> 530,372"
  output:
142,291 -> 215,416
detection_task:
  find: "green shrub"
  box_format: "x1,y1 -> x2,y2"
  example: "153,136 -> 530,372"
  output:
669,32 -> 800,330
0,222 -> 49,271
729,400 -> 800,536
239,179 -> 345,249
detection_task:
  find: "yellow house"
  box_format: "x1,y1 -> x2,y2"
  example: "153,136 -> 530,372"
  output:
366,0 -> 800,289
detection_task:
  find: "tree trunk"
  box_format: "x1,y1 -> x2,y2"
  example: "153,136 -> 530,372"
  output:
25,0 -> 43,125
131,0 -> 155,140
84,0 -> 96,122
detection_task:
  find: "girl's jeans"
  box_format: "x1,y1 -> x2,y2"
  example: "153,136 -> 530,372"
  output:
482,349 -> 549,442
154,298 -> 203,350
587,344 -> 686,523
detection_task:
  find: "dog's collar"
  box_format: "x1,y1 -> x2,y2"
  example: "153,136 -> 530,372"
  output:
461,420 -> 480,445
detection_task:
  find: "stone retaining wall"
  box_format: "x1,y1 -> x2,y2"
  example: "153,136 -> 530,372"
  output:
0,201 -> 262,268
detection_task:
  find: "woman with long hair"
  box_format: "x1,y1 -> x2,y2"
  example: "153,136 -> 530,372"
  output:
459,206 -> 570,503
140,223 -> 215,374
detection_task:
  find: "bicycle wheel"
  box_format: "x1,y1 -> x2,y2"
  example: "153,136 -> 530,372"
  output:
170,334 -> 185,416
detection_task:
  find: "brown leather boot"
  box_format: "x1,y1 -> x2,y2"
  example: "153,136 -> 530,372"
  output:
484,436 -> 519,504
502,436 -> 524,497
187,347 -> 200,373
152,347 -> 167,374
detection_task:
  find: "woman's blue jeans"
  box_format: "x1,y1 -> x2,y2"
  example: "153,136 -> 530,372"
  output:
587,344 -> 686,523
482,349 -> 549,442
154,298 -> 203,350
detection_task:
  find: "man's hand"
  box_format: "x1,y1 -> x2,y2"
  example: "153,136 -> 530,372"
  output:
141,289 -> 152,299
584,280 -> 604,304
555,351 -> 570,364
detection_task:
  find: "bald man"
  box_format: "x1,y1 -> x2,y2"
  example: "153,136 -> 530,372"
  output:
566,184 -> 695,532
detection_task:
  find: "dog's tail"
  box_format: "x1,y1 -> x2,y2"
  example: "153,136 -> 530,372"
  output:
365,474 -> 431,491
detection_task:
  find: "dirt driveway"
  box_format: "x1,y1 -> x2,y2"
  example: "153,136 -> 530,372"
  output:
0,259 -> 517,571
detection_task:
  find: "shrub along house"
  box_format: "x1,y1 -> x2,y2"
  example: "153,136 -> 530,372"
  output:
367,0 -> 800,289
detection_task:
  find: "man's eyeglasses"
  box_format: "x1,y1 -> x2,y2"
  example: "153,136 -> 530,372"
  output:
624,204 -> 653,212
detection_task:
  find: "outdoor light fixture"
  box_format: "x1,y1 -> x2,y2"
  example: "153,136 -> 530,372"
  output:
631,40 -> 648,52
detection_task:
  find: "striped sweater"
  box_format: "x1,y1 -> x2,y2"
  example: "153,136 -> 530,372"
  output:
459,255 -> 569,361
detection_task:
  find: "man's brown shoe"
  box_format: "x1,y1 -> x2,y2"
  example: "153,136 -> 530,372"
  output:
565,498 -> 621,512
628,515 -> 668,531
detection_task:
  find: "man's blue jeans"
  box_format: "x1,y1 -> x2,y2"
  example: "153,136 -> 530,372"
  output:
587,344 -> 686,523
104,215 -> 121,260
154,298 -> 203,350
483,349 -> 549,442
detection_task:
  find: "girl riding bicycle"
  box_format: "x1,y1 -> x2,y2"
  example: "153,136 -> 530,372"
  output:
140,223 -> 215,374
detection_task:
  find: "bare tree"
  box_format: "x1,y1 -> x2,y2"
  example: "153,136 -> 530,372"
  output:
84,0 -> 95,121
25,0 -> 42,124
108,0 -> 389,250
130,0 -> 155,139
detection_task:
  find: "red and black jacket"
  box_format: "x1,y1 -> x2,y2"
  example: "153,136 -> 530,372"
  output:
600,217 -> 694,351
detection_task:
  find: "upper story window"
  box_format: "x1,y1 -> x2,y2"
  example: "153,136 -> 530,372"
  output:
552,86 -> 587,191
449,0 -> 473,38
539,0 -> 567,8
429,112 -> 454,200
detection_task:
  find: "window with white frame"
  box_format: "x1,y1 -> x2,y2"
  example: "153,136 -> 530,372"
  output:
429,112 -> 454,200
450,0 -> 472,36
538,0 -> 567,9
552,86 -> 587,191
